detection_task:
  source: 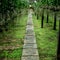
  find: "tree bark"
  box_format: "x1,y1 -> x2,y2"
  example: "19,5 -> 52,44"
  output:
57,19 -> 60,60
37,13 -> 39,19
53,12 -> 57,30
41,8 -> 44,28
46,9 -> 49,23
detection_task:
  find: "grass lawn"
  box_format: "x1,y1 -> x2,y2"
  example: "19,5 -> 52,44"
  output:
0,14 -> 27,60
33,11 -> 59,60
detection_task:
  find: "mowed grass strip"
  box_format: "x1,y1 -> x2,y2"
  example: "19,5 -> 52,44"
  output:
33,12 -> 59,60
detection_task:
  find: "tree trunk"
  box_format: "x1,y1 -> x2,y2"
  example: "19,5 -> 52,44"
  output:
41,8 -> 44,28
57,19 -> 60,60
37,13 -> 39,19
37,8 -> 39,20
4,12 -> 8,31
46,9 -> 49,23
53,12 -> 57,30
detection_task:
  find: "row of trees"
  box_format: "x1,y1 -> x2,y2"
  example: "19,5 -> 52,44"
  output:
35,0 -> 60,6
0,0 -> 29,32
34,0 -> 60,29
32,0 -> 60,60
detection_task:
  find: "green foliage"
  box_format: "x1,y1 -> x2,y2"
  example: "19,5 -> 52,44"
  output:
0,14 -> 27,59
40,0 -> 60,6
33,0 -> 60,7
0,0 -> 28,32
0,49 -> 22,58
33,13 -> 59,60
16,0 -> 28,9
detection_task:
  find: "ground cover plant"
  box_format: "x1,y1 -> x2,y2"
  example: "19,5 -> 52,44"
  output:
0,14 -> 27,60
33,11 -> 59,60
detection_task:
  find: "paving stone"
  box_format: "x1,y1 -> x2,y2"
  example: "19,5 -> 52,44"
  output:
28,17 -> 32,20
26,28 -> 34,32
23,44 -> 37,48
26,33 -> 35,36
25,35 -> 36,41
21,10 -> 39,60
27,23 -> 33,25
26,25 -> 33,29
27,20 -> 33,23
28,20 -> 32,23
22,48 -> 38,55
24,39 -> 36,43
21,55 -> 39,60
26,29 -> 34,33
27,20 -> 33,22
26,27 -> 34,31
26,30 -> 35,36
27,21 -> 33,25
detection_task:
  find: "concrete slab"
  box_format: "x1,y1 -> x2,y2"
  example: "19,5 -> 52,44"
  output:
22,48 -> 39,56
21,55 -> 39,60
23,43 -> 37,48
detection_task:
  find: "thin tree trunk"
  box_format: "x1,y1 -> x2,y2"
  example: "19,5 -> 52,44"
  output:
4,12 -> 8,31
53,12 -> 57,30
37,13 -> 39,19
46,9 -> 49,23
41,8 -> 44,28
37,8 -> 39,20
57,19 -> 60,60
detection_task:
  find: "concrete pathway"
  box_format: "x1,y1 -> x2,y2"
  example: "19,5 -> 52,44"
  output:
21,9 -> 39,60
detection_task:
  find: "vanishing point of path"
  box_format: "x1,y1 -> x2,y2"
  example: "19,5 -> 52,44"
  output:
21,9 -> 39,60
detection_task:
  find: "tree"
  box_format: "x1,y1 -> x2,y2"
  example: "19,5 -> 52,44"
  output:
0,0 -> 29,32
41,8 -> 44,28
57,19 -> 60,60
53,11 -> 57,30
46,0 -> 49,23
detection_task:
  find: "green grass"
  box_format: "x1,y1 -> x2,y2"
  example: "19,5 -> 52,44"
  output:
33,12 -> 59,60
0,14 -> 27,60
0,48 -> 22,59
